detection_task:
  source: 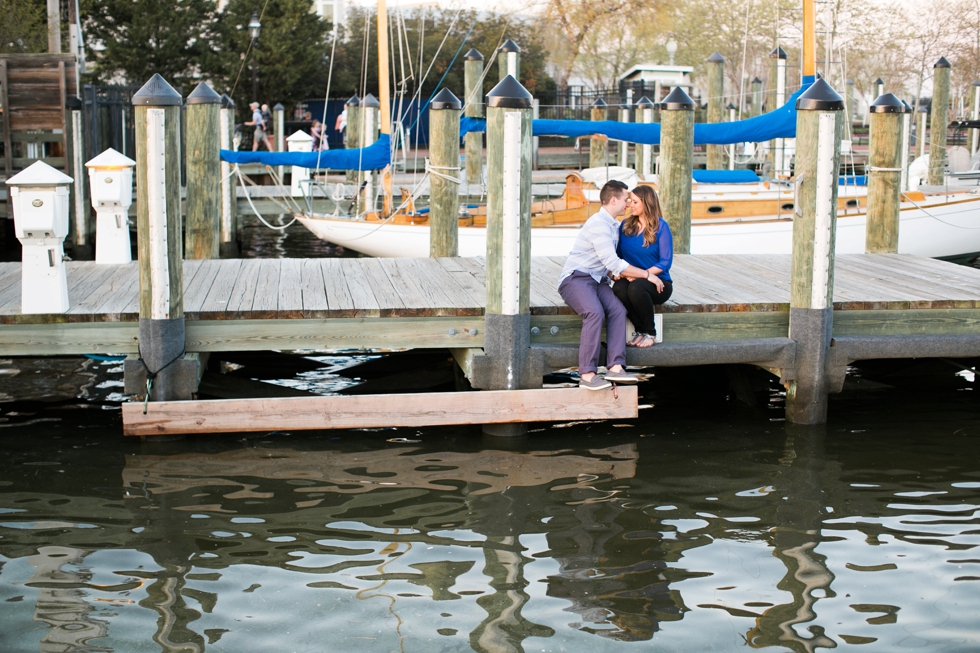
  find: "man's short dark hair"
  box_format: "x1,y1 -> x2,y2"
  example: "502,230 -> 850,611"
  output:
599,180 -> 629,205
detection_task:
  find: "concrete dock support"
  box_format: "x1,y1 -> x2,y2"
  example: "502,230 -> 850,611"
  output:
928,57 -> 950,186
706,51 -> 726,170
497,39 -> 520,83
637,96 -> 655,178
184,82 -> 221,260
428,88 -> 461,258
659,87 -> 695,254
589,99 -> 608,168
127,74 -> 200,406
787,79 -> 844,425
483,74 -> 534,437
865,93 -> 904,253
218,94 -> 239,258
463,48 -> 484,196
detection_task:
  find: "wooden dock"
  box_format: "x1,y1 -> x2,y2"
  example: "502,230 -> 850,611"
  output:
1,253 -> 980,357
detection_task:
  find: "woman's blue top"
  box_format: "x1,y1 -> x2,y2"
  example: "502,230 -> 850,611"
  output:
616,218 -> 673,282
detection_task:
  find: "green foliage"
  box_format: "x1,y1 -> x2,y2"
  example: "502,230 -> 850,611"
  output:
0,0 -> 48,54
211,0 -> 331,118
328,8 -> 555,104
81,0 -> 216,87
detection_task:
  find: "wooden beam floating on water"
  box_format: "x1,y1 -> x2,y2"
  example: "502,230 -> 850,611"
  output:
122,386 -> 639,436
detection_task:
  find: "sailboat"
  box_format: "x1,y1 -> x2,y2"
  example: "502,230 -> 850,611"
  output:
226,0 -> 980,260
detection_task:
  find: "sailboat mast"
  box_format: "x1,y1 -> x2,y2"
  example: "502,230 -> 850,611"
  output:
802,0 -> 816,79
377,0 -> 391,134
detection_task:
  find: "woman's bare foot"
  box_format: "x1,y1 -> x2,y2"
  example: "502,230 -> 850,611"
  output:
627,333 -> 644,347
635,334 -> 656,348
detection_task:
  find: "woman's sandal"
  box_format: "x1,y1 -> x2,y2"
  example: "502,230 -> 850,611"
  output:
627,333 -> 644,347
635,333 -> 657,348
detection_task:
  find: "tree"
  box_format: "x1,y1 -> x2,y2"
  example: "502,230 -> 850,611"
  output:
211,0 -> 332,116
0,0 -> 47,54
81,0 -> 216,87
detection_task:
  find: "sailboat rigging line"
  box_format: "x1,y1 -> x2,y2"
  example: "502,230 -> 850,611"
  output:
737,0 -> 752,120
229,0 -> 273,99
313,27 -> 340,177
235,166 -> 300,231
900,193 -> 980,229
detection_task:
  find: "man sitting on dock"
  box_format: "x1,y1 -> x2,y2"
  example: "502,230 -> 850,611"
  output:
558,180 -> 651,390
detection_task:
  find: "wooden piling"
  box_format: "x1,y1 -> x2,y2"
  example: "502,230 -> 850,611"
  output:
928,57 -> 950,185
484,74 -> 534,437
769,47 -> 788,176
865,93 -> 904,253
218,94 -> 239,258
589,99 -> 608,169
970,81 -> 980,155
637,96 -> 655,178
464,48 -> 484,195
916,106 -> 928,160
787,79 -> 844,425
706,51 -> 726,170
659,87 -> 695,255
358,94 -> 380,214
428,88 -> 461,258
344,95 -> 360,184
751,77 -> 763,116
132,74 -> 188,403
497,39 -> 520,83
184,82 -> 221,260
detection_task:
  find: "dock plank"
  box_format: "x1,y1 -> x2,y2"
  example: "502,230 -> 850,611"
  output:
321,258 -> 359,317
277,258 -> 304,318
300,258 -> 329,317
249,259 -> 282,318
377,258 -> 433,316
183,260 -> 223,315
199,259 -> 244,317
434,257 -> 486,312
225,258 -> 263,314
69,265 -> 135,316
358,258 -> 409,317
409,258 -> 476,315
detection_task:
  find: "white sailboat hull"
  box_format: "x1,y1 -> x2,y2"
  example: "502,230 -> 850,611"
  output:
297,194 -> 980,260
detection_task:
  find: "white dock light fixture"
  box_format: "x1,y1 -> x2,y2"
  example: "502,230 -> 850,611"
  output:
5,161 -> 74,313
85,148 -> 136,264
286,130 -> 315,198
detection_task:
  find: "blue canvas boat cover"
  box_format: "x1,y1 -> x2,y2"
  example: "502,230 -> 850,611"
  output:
221,133 -> 391,170
693,170 -> 760,183
461,86 -> 807,146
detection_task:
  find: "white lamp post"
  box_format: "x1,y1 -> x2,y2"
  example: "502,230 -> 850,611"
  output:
85,147 -> 136,264
5,161 -> 73,313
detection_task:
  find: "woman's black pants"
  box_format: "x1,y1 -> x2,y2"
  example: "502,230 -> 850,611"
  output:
612,277 -> 673,336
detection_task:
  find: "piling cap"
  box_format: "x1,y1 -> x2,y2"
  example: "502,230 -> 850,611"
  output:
66,96 -> 82,110
636,96 -> 655,108
707,51 -> 725,63
286,130 -> 314,143
346,95 -> 360,106
186,82 -> 221,105
874,78 -> 884,86
132,73 -> 182,106
220,94 -> 235,109
464,48 -> 484,61
901,100 -> 913,113
752,77 -> 762,84
486,75 -> 532,109
430,88 -> 461,111
498,39 -> 520,53
917,105 -> 928,113
869,93 -> 904,114
972,80 -> 980,86
934,57 -> 951,69
795,78 -> 844,111
770,46 -> 787,60
273,103 -> 284,111
846,79 -> 854,85
85,147 -> 136,169
5,161 -> 74,187
361,93 -> 380,108
660,86 -> 695,111
591,98 -> 607,108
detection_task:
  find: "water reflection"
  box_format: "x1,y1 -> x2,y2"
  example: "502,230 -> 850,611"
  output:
1,426 -> 978,652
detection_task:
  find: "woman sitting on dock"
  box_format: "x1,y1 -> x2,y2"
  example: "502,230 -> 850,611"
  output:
613,185 -> 674,348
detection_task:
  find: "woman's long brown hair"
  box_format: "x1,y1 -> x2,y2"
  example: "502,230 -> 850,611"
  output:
621,185 -> 662,246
